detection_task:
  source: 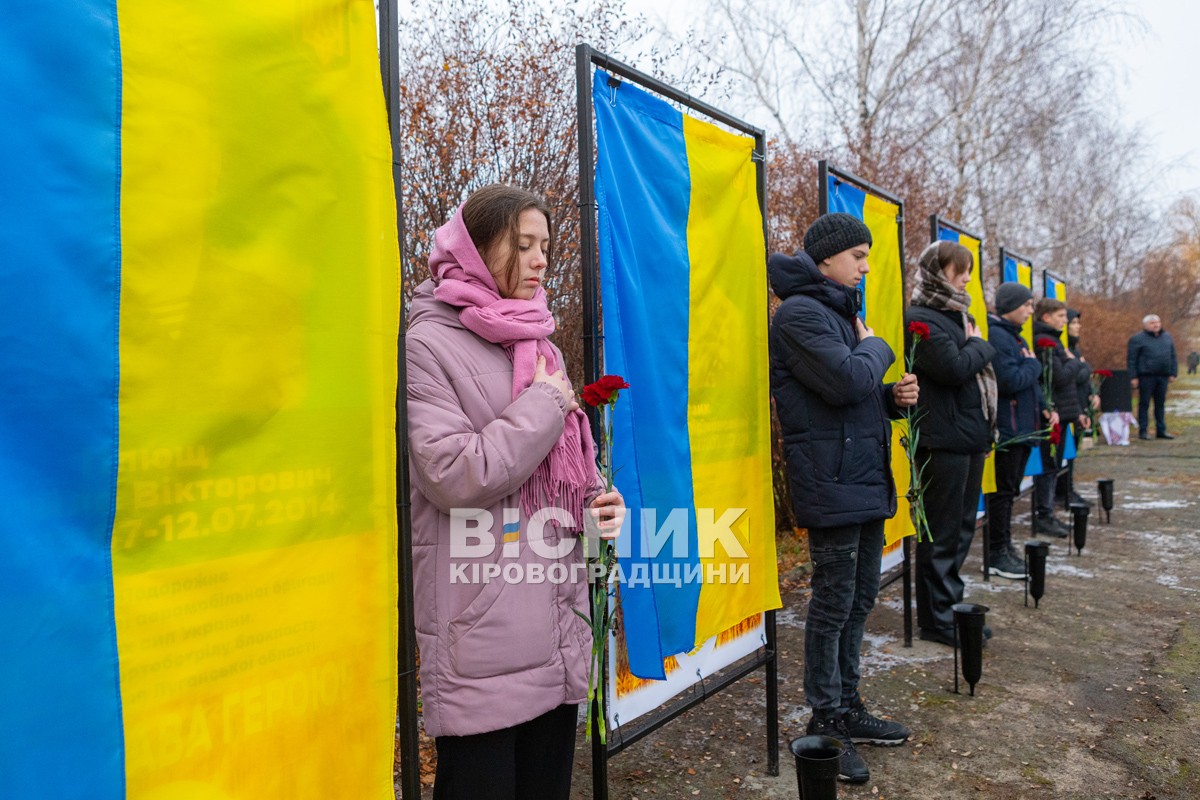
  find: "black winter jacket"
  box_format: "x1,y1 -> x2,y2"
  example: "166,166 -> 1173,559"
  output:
904,306 -> 996,455
768,251 -> 901,528
989,315 -> 1044,439
1034,321 -> 1088,420
1127,329 -> 1178,377
1068,335 -> 1093,410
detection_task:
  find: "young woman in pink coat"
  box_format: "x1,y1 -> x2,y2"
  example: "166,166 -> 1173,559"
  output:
406,184 -> 625,800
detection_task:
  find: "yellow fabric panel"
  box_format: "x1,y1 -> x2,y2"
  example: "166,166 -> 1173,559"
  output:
862,195 -> 913,545
682,115 -> 780,647
1018,263 -> 1034,348
1057,282 -> 1071,347
112,2 -> 398,798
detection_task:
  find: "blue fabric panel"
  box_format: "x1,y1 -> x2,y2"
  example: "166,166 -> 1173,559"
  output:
825,178 -> 867,317
594,70 -> 700,679
0,3 -> 126,797
1003,256 -> 1018,284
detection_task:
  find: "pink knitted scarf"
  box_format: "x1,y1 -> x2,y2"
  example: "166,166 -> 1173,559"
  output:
428,207 -> 596,525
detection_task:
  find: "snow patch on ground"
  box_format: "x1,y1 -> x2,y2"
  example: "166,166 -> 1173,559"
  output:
1155,574 -> 1198,592
1119,499 -> 1192,510
1046,561 -> 1096,579
859,632 -> 950,676
775,607 -> 804,629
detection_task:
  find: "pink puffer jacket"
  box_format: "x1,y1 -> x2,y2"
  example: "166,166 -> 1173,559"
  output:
406,279 -> 603,738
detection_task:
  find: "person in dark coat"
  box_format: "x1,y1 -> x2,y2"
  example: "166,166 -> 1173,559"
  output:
1187,351 -> 1199,375
905,241 -> 997,645
769,212 -> 919,784
1031,298 -> 1089,536
1057,309 -> 1095,506
1127,314 -> 1178,439
986,283 -> 1057,579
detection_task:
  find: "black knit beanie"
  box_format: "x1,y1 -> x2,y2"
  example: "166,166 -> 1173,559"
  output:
994,282 -> 1033,315
803,213 -> 873,264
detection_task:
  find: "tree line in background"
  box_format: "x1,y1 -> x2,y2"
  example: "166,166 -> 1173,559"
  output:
397,0 -> 1200,529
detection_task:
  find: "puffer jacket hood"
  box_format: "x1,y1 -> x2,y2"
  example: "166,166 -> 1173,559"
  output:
768,250 -> 861,319
408,278 -> 464,330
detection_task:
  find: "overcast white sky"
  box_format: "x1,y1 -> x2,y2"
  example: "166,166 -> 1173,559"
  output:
619,0 -> 1200,199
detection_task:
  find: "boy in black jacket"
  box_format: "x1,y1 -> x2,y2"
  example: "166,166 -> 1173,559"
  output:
768,213 -> 919,784
986,284 -> 1058,574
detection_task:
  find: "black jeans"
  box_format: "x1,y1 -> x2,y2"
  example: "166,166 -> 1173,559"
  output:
803,519 -> 885,714
433,704 -> 578,800
1137,375 -> 1170,436
916,450 -> 986,636
987,443 -> 1030,555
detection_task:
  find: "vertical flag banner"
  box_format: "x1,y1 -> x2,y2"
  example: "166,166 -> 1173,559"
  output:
825,176 -> 912,571
933,218 -> 996,495
1,3 -> 399,799
1001,250 -> 1035,348
592,69 -> 780,713
1000,249 -> 1042,477
1044,271 -> 1077,461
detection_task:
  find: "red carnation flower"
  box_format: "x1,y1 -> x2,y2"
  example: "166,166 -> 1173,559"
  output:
581,374 -> 629,407
1035,337 -> 1059,350
907,321 -> 931,340
1095,369 -> 1113,379
1049,424 -> 1062,446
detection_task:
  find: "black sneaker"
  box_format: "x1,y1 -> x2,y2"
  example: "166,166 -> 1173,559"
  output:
843,699 -> 911,746
1033,515 -> 1069,538
1157,432 -> 1176,440
988,550 -> 1027,580
806,712 -> 870,783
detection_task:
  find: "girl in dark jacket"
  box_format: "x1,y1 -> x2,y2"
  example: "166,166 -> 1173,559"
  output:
905,241 -> 997,646
769,213 -> 920,784
1031,299 -> 1090,534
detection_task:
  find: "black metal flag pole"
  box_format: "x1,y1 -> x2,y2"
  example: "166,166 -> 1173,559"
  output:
379,3 -> 421,799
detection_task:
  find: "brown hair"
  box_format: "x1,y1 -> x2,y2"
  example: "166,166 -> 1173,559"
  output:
461,184 -> 552,297
918,240 -> 974,278
1035,298 -> 1066,321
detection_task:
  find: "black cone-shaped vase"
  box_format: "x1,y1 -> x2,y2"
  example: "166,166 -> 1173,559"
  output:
1097,479 -> 1114,523
1070,502 -> 1090,555
951,602 -> 988,696
1025,540 -> 1050,608
789,735 -> 842,800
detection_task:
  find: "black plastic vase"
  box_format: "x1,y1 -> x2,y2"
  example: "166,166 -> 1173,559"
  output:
1070,502 -> 1090,555
789,735 -> 842,800
1097,479 -> 1115,523
951,602 -> 988,696
1025,540 -> 1050,608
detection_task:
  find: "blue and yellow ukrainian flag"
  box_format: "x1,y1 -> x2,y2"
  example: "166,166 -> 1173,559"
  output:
0,3 -> 398,798
1002,254 -> 1035,348
826,179 -> 914,551
593,71 -> 780,680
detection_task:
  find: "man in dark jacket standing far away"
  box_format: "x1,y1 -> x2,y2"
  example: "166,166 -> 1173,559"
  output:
1127,314 -> 1178,439
769,213 -> 919,784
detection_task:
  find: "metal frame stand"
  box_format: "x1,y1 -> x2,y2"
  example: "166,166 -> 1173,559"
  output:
576,43 -> 780,800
